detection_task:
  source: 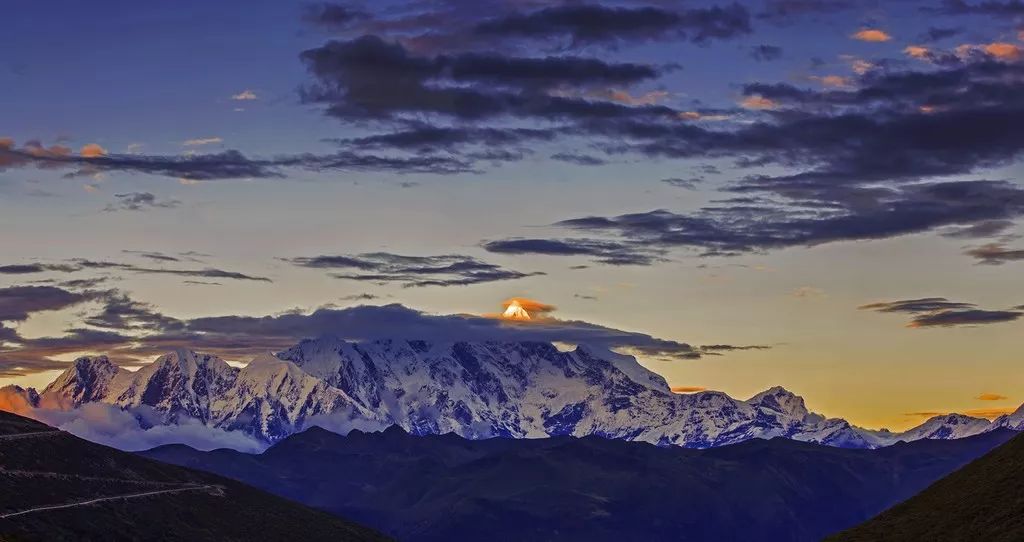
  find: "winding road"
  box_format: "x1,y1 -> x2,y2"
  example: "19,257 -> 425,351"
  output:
0,431 -> 60,441
0,485 -> 217,520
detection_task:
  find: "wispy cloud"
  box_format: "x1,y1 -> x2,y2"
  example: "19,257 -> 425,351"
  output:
182,137 -> 223,147
851,28 -> 892,42
103,192 -> 181,212
285,252 -> 542,287
859,297 -> 1023,328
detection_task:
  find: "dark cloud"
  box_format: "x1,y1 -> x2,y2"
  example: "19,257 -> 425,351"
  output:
487,58 -> 1024,261
909,309 -> 1022,327
699,344 -> 772,354
474,4 -> 752,46
859,297 -> 1023,327
57,278 -> 111,290
0,278 -> 768,374
103,192 -> 181,212
941,219 -> 1015,239
71,260 -> 272,283
858,298 -> 977,313
757,0 -> 857,21
0,263 -> 79,275
340,126 -> 557,153
82,292 -> 185,333
750,44 -> 783,62
482,238 -> 664,266
544,180 -> 1024,257
661,177 -> 704,189
550,152 -> 606,166
339,293 -> 380,301
285,252 -> 542,287
69,150 -> 281,181
919,26 -> 963,42
299,35 -> 669,123
0,323 -> 19,345
930,0 -> 1024,16
122,250 -> 181,262
0,285 -> 100,322
0,258 -> 268,283
1,139 -> 475,181
303,3 -> 367,30
181,304 -> 716,361
964,242 -> 1024,264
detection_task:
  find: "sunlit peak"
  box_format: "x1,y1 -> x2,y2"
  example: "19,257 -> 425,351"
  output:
502,299 -> 531,320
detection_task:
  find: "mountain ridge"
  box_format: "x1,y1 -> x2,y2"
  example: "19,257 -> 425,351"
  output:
4,336 -> 1015,450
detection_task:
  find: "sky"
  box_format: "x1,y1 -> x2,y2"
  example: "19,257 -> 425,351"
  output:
1,0 -> 1023,431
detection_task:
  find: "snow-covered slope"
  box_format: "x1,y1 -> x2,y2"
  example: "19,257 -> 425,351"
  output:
896,413 -> 992,441
991,403 -> 1024,431
33,348 -> 379,442
19,337 -> 1016,449
274,337 -> 889,447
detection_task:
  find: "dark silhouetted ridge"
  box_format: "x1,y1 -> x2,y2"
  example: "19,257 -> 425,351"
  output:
827,429 -> 1024,541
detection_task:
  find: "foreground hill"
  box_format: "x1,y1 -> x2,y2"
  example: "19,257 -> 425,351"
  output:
142,423 -> 1018,542
0,411 -> 388,542
827,431 -> 1024,541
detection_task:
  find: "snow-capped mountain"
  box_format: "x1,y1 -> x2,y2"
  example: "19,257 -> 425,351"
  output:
991,403 -> 1024,431
897,413 -> 993,441
9,337 -> 1014,449
35,348 -> 379,441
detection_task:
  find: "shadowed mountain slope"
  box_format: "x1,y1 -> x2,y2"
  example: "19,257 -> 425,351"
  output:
143,424 -> 1018,542
0,410 -> 388,542
827,431 -> 1024,542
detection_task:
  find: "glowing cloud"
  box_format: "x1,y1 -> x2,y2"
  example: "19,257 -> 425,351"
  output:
670,386 -> 707,393
603,89 -> 669,106
965,407 -> 1017,419
851,29 -> 892,42
810,75 -> 851,88
955,42 -> 1023,62
983,42 -> 1022,61
976,393 -> 1009,401
740,95 -> 778,110
80,143 -> 107,158
904,45 -> 931,60
231,89 -> 257,101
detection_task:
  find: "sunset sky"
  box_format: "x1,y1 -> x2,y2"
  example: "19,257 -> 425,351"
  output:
2,0 -> 1023,431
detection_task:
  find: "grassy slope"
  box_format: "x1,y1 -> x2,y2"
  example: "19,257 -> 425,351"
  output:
0,411 -> 390,542
827,432 -> 1024,542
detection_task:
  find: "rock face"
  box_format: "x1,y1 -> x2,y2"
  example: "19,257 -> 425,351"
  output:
13,337 -> 1004,448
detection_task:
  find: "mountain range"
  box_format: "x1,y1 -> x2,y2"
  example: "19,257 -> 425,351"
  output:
142,421 -> 1019,542
5,336 -> 1022,450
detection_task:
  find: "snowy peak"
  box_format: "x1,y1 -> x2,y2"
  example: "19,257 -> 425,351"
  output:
992,402 -> 1024,430
114,349 -> 237,421
900,413 -> 992,441
746,386 -> 810,420
41,355 -> 125,407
